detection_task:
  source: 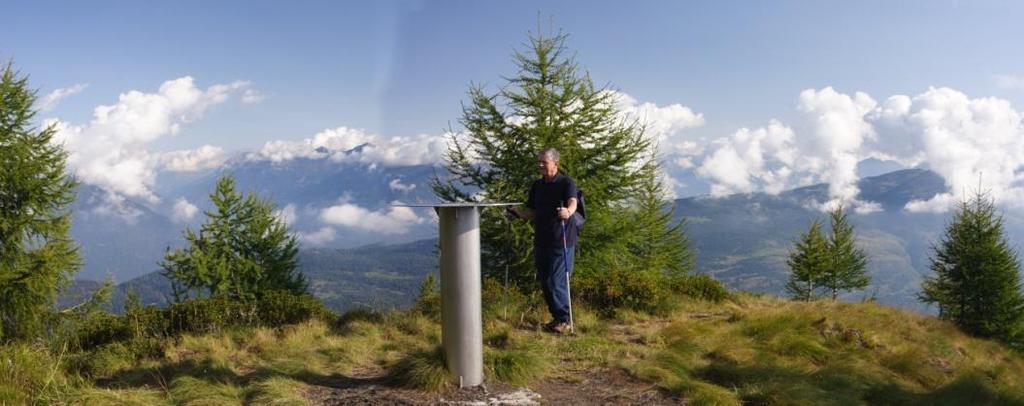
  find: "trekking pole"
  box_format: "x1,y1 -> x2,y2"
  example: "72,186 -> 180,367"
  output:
561,218 -> 575,335
504,213 -> 512,321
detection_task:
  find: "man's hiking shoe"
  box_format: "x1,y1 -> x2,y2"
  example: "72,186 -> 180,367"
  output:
547,321 -> 572,335
543,320 -> 560,331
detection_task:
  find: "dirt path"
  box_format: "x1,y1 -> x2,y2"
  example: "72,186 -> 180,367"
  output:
304,367 -> 681,405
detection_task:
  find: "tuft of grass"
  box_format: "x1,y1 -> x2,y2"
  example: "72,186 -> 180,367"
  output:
0,343 -> 76,404
76,387 -> 170,406
389,345 -> 450,391
67,342 -> 137,379
245,376 -> 308,406
485,348 -> 548,385
169,375 -> 245,406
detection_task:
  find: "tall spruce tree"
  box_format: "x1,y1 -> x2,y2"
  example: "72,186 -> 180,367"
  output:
432,30 -> 693,308
920,191 -> 1024,347
786,219 -> 828,301
0,62 -> 80,341
161,176 -> 306,302
821,206 -> 870,300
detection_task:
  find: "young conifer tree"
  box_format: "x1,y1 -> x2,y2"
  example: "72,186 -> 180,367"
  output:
920,190 -> 1024,347
432,29 -> 692,307
821,206 -> 870,300
786,219 -> 828,301
161,175 -> 306,302
0,62 -> 80,341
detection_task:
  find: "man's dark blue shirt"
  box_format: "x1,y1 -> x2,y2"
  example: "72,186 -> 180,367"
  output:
526,173 -> 579,248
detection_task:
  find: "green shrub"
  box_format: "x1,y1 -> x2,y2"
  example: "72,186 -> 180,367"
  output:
256,290 -> 337,327
66,342 -> 135,379
574,266 -> 668,314
336,308 -> 384,329
73,313 -> 132,350
673,274 -> 731,303
72,291 -> 335,351
481,276 -> 532,322
412,274 -> 441,318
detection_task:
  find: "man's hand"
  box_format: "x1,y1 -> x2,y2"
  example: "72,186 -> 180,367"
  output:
557,198 -> 577,220
506,207 -> 521,220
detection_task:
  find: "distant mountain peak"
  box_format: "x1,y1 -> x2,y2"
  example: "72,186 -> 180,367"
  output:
344,142 -> 373,155
681,168 -> 946,213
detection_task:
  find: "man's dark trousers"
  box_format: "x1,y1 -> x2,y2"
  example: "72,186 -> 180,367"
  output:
535,243 -> 574,323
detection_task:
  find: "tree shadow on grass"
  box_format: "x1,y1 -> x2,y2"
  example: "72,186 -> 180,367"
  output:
98,355 -> 405,398
694,359 -> 1024,406
866,377 -> 1024,406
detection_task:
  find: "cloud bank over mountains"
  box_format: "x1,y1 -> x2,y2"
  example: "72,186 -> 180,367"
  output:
47,76 -> 251,202
246,126 -> 448,167
44,75 -> 1024,239
695,86 -> 1024,213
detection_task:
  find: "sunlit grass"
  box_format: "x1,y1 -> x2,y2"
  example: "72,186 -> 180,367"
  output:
3,289 -> 1023,404
632,293 -> 1024,405
245,376 -> 309,406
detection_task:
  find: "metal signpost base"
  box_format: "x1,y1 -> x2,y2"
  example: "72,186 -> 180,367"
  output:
401,202 -> 517,388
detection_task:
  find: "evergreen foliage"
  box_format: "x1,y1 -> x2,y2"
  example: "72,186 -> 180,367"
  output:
785,206 -> 870,301
920,190 -> 1024,348
432,29 -> 693,311
822,206 -> 870,300
161,175 -> 306,302
0,62 -> 80,342
786,219 -> 828,301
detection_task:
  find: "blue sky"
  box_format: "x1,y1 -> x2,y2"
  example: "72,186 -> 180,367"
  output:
9,1 -> 1023,147
7,1 -> 1024,209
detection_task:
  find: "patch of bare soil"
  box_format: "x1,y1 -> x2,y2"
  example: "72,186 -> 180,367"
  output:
305,367 -> 680,405
529,367 -> 680,405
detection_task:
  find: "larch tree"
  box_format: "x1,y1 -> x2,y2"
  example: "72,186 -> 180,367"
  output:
920,190 -> 1024,348
161,175 -> 306,303
0,62 -> 80,341
786,219 -> 828,302
432,29 -> 693,310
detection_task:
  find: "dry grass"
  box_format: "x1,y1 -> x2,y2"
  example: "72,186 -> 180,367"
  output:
5,291 -> 1024,405
631,294 -> 1024,405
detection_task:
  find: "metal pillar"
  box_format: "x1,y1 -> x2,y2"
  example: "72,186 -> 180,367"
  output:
437,206 -> 483,387
398,202 -> 517,388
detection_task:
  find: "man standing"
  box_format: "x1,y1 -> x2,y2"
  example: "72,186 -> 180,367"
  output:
508,148 -> 578,334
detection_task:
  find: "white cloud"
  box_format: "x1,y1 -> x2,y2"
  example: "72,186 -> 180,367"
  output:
692,86 -> 1024,214
241,88 -> 265,104
275,203 -> 298,226
697,120 -> 796,197
158,145 -> 226,172
795,87 -> 877,205
298,227 -> 336,246
994,74 -> 1024,91
171,198 -> 199,222
319,202 -> 424,234
606,90 -> 706,158
38,83 -> 88,112
389,178 -> 417,192
875,87 -> 1024,212
905,193 -> 956,213
609,90 -> 705,141
248,126 -> 449,167
89,191 -> 144,223
853,201 -> 883,214
47,77 -> 250,202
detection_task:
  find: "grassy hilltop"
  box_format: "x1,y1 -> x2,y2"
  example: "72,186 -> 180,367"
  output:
4,288 -> 1024,405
